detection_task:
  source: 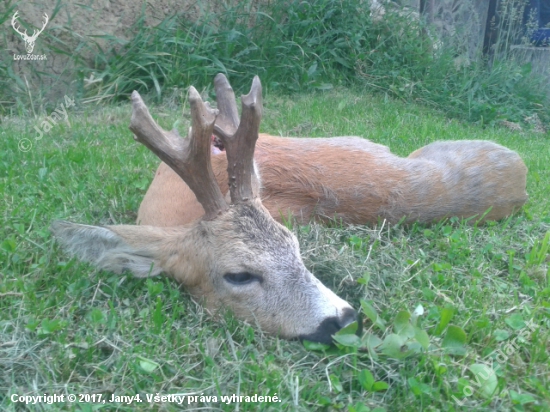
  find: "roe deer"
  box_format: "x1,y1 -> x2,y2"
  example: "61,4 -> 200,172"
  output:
51,77 -> 357,344
138,74 -> 528,228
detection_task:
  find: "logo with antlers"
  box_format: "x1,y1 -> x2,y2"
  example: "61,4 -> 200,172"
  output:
11,11 -> 49,54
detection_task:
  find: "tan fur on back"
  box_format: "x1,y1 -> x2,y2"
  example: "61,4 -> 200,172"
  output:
137,134 -> 528,227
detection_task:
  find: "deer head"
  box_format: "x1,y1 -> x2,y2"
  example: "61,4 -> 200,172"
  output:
51,75 -> 357,344
11,11 -> 49,54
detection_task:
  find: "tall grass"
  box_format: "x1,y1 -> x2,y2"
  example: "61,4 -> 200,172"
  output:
0,0 -> 19,111
356,1 -> 550,126
2,0 -> 549,128
76,0 -> 549,128
81,0 -> 367,101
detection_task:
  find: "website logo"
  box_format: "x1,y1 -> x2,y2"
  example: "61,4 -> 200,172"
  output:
11,11 -> 48,60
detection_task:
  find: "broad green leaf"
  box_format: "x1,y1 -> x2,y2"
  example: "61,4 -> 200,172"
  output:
349,402 -> 371,412
330,374 -> 343,392
431,359 -> 448,376
361,333 -> 383,360
434,306 -> 455,335
362,332 -> 383,349
138,357 -> 159,373
504,313 -> 526,330
493,329 -> 510,341
302,340 -> 331,351
395,312 -> 412,329
337,320 -> 358,335
361,300 -> 378,320
404,340 -> 424,354
26,319 -> 39,332
361,300 -> 386,330
394,310 -> 415,338
372,381 -> 389,391
1,238 -> 16,252
414,327 -> 430,350
146,279 -> 164,296
358,369 -> 375,391
379,333 -> 407,358
358,272 -> 371,286
408,377 -> 433,396
442,325 -> 467,356
39,319 -> 65,334
509,390 -> 537,405
333,333 -> 361,347
469,364 -> 498,399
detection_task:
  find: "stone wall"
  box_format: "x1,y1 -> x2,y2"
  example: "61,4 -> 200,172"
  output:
421,0 -> 490,60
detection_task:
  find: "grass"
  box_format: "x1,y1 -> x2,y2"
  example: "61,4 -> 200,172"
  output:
0,88 -> 549,411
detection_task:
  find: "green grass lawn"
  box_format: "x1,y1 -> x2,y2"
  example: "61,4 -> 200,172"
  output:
1,89 -> 549,411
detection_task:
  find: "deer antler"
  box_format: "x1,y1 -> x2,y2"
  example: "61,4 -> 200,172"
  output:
217,76 -> 263,203
129,88 -> 229,220
213,73 -> 240,140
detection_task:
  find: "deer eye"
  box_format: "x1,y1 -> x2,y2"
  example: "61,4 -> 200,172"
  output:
223,272 -> 261,285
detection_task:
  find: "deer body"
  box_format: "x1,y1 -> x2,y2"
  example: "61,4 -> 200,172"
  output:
138,134 -> 528,227
52,75 -> 357,344
51,73 -> 527,344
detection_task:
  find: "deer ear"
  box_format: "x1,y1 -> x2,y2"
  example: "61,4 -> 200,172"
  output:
50,221 -> 176,278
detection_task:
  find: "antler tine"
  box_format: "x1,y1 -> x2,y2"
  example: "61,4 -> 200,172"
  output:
213,73 -> 240,141
219,76 -> 263,204
129,89 -> 229,220
11,11 -> 27,36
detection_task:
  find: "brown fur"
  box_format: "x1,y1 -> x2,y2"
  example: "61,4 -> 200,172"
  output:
138,134 -> 528,226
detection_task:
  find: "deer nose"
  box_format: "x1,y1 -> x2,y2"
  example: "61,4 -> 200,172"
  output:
299,307 -> 359,345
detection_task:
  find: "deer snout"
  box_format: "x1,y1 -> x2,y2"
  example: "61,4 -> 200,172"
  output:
299,307 -> 358,345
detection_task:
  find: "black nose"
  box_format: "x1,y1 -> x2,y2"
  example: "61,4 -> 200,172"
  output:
299,307 -> 359,345
339,307 -> 358,329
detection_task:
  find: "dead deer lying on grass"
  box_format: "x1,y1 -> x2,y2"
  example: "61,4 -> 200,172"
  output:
51,77 -> 357,344
138,74 -> 528,228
